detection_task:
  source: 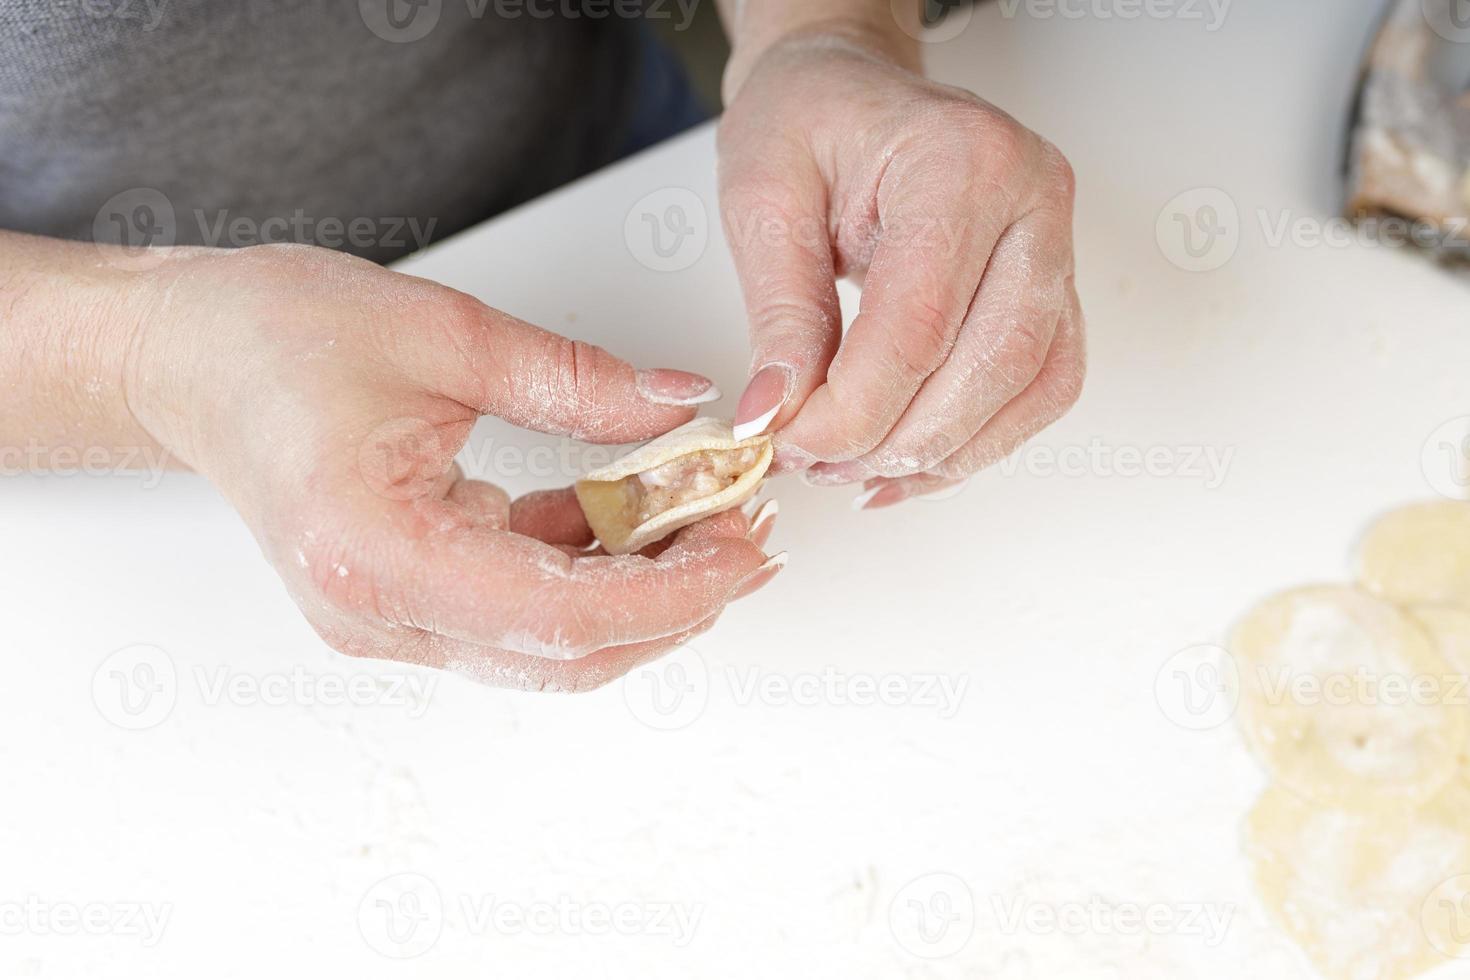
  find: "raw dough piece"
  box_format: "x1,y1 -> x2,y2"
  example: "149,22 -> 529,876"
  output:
575,417 -> 773,555
1245,782 -> 1470,980
1230,585 -> 1465,808
1357,502 -> 1470,610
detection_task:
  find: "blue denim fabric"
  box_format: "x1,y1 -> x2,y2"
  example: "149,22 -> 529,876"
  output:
616,26 -> 713,158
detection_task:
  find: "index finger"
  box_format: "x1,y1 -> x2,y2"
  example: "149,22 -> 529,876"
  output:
776,128 -> 1038,463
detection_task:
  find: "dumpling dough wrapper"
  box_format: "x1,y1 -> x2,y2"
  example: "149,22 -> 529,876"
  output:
1244,781 -> 1470,980
1229,585 -> 1466,808
575,417 -> 773,556
1356,501 -> 1470,610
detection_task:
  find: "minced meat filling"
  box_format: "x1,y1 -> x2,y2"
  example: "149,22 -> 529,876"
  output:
627,445 -> 762,525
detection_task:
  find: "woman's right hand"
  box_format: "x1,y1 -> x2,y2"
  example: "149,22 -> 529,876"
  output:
119,243 -> 784,691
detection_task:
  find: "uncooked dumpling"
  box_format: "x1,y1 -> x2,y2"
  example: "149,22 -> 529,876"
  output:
575,417 -> 773,555
1245,782 -> 1470,980
1230,585 -> 1465,808
1357,501 -> 1470,610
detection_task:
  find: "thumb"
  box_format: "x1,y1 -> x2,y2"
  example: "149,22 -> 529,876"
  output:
719,155 -> 842,457
433,298 -> 720,444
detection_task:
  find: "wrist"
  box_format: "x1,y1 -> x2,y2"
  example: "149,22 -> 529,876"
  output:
722,14 -> 922,103
0,234 -> 188,474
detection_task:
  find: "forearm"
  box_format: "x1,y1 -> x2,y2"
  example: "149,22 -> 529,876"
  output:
717,0 -> 923,100
0,231 -> 179,473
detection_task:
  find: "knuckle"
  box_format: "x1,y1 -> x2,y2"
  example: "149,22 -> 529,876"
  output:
986,321 -> 1051,393
748,296 -> 837,354
970,117 -> 1032,183
825,385 -> 898,457
886,296 -> 955,380
1049,351 -> 1087,413
546,336 -> 609,414
1045,144 -> 1077,205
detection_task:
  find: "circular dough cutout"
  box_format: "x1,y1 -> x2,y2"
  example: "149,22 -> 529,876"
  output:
1245,782 -> 1470,979
1357,501 -> 1470,610
1231,585 -> 1465,808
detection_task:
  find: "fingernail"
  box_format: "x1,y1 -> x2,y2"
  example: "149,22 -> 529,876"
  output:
748,499 -> 779,548
636,369 -> 721,407
732,364 -> 794,442
731,551 -> 787,600
853,484 -> 907,511
803,461 -> 867,487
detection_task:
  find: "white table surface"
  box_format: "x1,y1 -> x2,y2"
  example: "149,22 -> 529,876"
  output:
6,2 -> 1469,977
